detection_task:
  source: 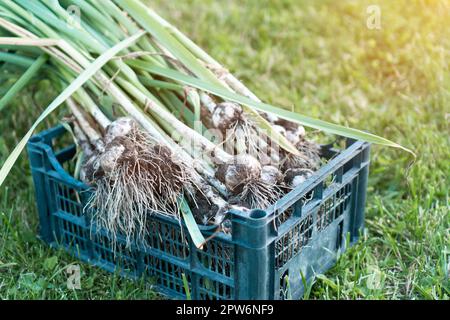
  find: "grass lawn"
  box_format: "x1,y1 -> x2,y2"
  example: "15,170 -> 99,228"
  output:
0,0 -> 448,299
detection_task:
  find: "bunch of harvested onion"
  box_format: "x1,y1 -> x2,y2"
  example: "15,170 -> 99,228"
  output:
0,0 -> 408,247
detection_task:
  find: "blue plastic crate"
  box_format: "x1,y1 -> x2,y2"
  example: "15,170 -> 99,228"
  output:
27,125 -> 370,300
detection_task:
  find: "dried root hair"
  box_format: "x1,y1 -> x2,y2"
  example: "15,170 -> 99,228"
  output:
234,179 -> 284,210
281,138 -> 322,171
211,102 -> 266,162
84,118 -> 192,247
217,155 -> 284,210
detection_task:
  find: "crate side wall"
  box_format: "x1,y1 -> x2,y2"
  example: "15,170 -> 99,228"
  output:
272,143 -> 370,300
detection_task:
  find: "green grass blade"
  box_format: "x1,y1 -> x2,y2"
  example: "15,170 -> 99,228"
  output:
129,61 -> 414,155
0,30 -> 145,188
181,273 -> 191,300
283,275 -> 292,300
179,197 -> 205,249
0,54 -> 47,112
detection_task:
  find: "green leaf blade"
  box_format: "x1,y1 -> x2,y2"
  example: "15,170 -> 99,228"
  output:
179,197 -> 206,249
128,60 -> 414,156
0,30 -> 146,188
0,54 -> 47,112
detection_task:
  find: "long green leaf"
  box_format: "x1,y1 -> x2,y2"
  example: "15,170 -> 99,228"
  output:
128,60 -> 414,155
0,30 -> 145,188
0,54 -> 47,112
138,76 -> 183,91
0,51 -> 35,68
179,197 -> 205,249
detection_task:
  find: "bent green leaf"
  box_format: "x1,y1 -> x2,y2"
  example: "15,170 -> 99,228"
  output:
0,30 -> 146,188
129,60 -> 414,155
179,196 -> 206,249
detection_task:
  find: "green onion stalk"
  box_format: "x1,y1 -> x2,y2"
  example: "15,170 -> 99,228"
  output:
0,0 -> 328,246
